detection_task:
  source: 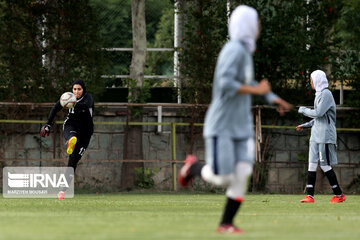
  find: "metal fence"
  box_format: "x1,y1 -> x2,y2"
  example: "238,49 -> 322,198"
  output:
90,0 -> 176,88
1,103 -> 359,192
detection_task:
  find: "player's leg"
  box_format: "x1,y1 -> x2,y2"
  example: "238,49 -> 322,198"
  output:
217,138 -> 254,234
201,136 -> 235,186
179,136 -> 246,233
319,144 -> 346,203
300,142 -> 318,203
67,133 -> 91,172
217,162 -> 252,233
179,136 -> 234,187
59,134 -> 91,199
58,123 -> 78,199
59,152 -> 81,200
63,122 -> 78,155
178,154 -> 204,187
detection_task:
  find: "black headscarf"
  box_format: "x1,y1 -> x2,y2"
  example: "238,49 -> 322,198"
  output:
72,79 -> 87,93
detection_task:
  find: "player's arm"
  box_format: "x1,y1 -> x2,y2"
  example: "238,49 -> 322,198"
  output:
40,100 -> 62,137
241,79 -> 292,115
217,45 -> 261,98
272,97 -> 293,115
237,78 -> 271,95
46,100 -> 62,125
298,93 -> 331,118
74,93 -> 94,110
296,119 -> 315,131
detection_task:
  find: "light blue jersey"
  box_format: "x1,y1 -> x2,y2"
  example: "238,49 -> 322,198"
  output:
299,88 -> 337,144
203,40 -> 277,139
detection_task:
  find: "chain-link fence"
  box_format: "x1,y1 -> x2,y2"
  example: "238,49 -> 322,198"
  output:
90,0 -> 175,88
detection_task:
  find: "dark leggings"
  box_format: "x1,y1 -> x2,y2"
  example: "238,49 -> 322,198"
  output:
62,123 -> 92,191
63,123 -> 92,172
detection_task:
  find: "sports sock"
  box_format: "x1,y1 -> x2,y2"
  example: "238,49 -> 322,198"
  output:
189,162 -> 204,178
324,169 -> 342,195
220,197 -> 241,225
306,171 -> 316,197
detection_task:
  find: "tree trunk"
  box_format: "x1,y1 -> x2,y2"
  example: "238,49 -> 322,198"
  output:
121,0 -> 147,190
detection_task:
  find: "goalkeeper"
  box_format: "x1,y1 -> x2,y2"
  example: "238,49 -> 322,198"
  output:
40,80 -> 94,200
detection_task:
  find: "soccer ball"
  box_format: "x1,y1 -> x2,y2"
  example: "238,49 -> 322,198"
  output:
60,92 -> 77,108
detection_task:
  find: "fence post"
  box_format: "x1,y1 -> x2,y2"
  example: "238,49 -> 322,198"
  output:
171,122 -> 177,191
157,105 -> 162,133
252,106 -> 263,191
53,120 -> 57,159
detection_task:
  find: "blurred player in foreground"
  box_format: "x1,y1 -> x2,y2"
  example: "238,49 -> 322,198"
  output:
297,70 -> 346,203
40,80 -> 94,200
179,5 -> 292,234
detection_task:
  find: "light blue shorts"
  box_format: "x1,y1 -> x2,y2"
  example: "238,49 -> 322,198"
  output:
205,136 -> 255,175
309,142 -> 338,166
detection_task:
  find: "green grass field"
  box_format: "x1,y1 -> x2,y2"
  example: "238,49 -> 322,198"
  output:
0,193 -> 359,240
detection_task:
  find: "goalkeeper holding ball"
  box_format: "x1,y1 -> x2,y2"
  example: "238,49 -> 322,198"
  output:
40,80 -> 94,200
297,70 -> 346,203
178,5 -> 292,234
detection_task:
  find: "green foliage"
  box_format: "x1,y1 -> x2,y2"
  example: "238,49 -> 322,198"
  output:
134,167 -> 157,189
90,0 -> 132,48
90,0 -> 132,88
334,0 -> 360,51
127,79 -> 151,104
90,0 -> 173,88
296,152 -> 308,163
236,0 -> 339,105
2,0 -> 359,105
145,7 -> 174,87
145,0 -> 173,43
145,0 -> 175,87
126,78 -> 151,118
0,0 -> 106,102
178,0 -> 228,104
333,0 -> 360,108
251,161 -> 269,192
178,0 -> 359,106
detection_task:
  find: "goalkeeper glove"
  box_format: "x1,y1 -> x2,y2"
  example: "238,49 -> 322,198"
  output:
40,124 -> 51,137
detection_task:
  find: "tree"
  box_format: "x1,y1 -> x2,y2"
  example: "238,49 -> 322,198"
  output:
178,0 -> 228,104
0,0 -> 105,102
238,0 -> 339,105
145,7 -> 174,86
333,0 -> 360,107
121,0 -> 147,190
179,0 -> 341,106
89,0 -> 173,88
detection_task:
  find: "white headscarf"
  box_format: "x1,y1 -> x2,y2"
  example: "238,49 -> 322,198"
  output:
229,5 -> 259,53
311,70 -> 328,92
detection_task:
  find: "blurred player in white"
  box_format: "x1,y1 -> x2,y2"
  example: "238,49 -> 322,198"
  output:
297,70 -> 346,203
179,5 -> 292,234
40,80 -> 94,200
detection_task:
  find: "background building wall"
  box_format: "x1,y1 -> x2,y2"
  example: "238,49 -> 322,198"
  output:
0,105 -> 359,194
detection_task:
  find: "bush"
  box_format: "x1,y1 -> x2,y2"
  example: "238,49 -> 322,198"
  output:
134,167 -> 157,189
0,0 -> 105,102
179,0 -> 347,105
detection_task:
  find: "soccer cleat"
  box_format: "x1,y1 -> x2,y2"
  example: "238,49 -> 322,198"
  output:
66,136 -> 77,155
300,195 -> 315,203
330,193 -> 346,203
58,191 -> 65,200
217,224 -> 244,234
178,154 -> 197,187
